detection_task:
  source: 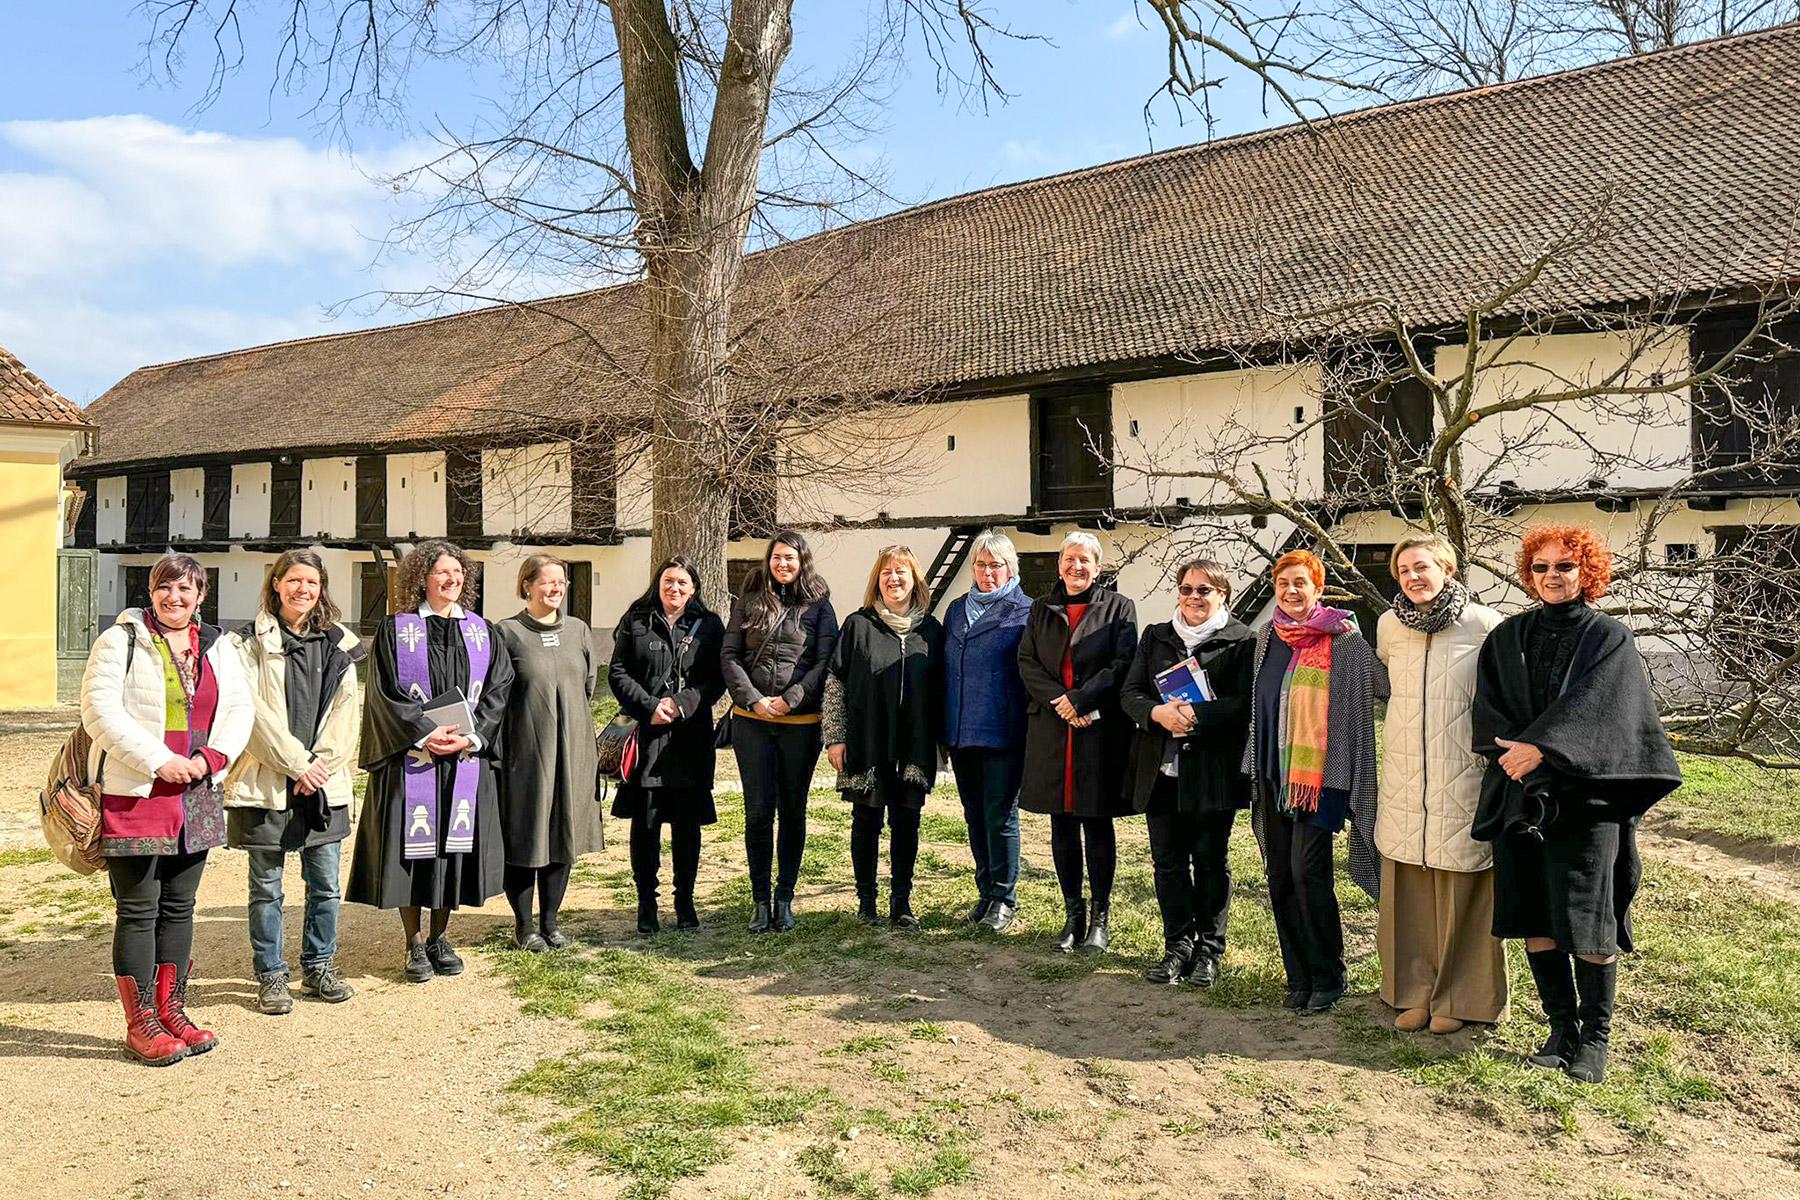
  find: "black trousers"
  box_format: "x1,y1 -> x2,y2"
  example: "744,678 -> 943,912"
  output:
629,813 -> 701,905
1258,794 -> 1344,992
1048,813 -> 1117,907
1146,797 -> 1236,959
849,784 -> 924,909
503,861 -> 572,931
735,719 -> 821,904
109,851 -> 208,985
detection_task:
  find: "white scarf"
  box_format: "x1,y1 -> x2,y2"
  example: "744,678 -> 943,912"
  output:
1171,604 -> 1230,653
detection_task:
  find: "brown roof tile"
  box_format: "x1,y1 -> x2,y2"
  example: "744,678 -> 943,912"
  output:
75,26 -> 1800,471
0,344 -> 88,429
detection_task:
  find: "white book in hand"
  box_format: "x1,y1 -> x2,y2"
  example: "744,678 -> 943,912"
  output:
421,687 -> 476,737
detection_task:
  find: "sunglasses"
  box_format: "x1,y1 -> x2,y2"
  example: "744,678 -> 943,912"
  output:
1177,584 -> 1218,598
1530,561 -> 1579,575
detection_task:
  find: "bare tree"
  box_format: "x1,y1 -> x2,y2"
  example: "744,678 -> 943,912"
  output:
1110,189 -> 1800,763
139,0 -> 1375,598
1301,0 -> 1799,95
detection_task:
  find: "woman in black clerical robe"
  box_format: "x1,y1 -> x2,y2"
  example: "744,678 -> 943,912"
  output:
1471,525 -> 1679,1086
347,540 -> 514,984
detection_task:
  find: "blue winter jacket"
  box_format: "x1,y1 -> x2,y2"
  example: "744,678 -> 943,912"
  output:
942,584 -> 1034,749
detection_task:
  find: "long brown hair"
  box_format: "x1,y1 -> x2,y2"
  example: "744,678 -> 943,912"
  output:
263,549 -> 343,635
738,528 -> 829,634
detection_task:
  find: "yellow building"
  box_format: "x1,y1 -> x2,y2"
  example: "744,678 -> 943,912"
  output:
0,345 -> 91,708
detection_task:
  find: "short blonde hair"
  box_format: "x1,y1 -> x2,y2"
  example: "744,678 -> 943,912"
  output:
517,554 -> 569,599
863,544 -> 931,612
1389,534 -> 1459,579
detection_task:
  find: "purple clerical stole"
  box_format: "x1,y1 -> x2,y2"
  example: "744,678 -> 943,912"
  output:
393,611 -> 492,860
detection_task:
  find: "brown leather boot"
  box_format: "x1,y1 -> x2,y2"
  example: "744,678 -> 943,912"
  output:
155,961 -> 218,1054
117,975 -> 187,1066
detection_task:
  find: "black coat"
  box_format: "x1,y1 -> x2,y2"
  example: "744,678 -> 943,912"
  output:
827,608 -> 945,796
1121,617 -> 1255,814
1470,602 -> 1680,839
1017,584 -> 1138,818
721,592 -> 839,714
607,600 -> 727,793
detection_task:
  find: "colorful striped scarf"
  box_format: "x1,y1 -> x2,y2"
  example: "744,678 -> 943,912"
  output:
1272,604 -> 1356,816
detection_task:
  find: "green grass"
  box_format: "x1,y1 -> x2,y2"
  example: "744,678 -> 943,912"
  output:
1660,753 -> 1800,849
486,942 -> 819,1200
0,848 -> 54,868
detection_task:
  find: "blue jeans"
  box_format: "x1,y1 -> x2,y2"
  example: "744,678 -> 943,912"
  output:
950,746 -> 1023,906
247,843 -> 343,977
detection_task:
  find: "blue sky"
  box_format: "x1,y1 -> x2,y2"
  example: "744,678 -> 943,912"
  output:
1,3 -> 1293,402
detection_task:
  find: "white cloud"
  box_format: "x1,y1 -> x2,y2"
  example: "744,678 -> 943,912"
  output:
1104,10 -> 1145,41
0,296 -> 356,402
0,115 -> 421,289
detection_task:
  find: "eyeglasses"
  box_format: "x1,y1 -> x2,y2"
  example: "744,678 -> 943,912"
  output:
1177,584 -> 1218,598
1530,561 -> 1579,575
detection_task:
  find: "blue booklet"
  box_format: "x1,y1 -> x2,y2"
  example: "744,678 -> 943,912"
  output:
1154,657 -> 1216,705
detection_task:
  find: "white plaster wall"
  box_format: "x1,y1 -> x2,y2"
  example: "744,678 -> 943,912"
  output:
387,451 -> 447,539
1437,330 -> 1690,493
1112,365 -> 1324,509
302,457 -> 357,539
781,395 -> 1031,525
231,463 -> 272,539
484,444 -> 573,537
169,467 -> 205,540
614,444 -> 653,531
97,475 -> 126,546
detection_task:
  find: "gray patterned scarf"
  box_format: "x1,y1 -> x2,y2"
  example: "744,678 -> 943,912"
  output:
1391,577 -> 1470,634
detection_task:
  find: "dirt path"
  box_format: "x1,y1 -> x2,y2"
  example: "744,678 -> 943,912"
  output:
2,724 -> 1799,1200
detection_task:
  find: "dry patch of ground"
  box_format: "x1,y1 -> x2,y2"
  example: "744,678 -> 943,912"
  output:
1,724 -> 1797,1199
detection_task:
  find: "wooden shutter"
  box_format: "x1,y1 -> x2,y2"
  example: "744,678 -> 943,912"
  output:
270,462 -> 302,538
446,449 -> 483,539
356,456 -> 388,539
571,444 -> 617,537
203,466 -> 231,541
1031,385 -> 1114,513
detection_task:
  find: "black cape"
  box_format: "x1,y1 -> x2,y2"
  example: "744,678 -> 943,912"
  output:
830,607 -> 945,799
1470,603 -> 1680,841
346,612 -> 514,909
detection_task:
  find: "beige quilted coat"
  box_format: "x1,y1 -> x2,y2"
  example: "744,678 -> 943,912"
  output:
1374,603 -> 1503,871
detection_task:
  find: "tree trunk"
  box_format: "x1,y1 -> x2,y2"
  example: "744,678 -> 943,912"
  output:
614,0 -> 796,605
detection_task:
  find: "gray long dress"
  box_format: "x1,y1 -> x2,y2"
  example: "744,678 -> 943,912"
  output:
495,610 -> 604,867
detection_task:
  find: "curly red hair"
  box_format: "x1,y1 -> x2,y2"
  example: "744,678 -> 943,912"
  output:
1517,525 -> 1612,602
1271,549 -> 1326,589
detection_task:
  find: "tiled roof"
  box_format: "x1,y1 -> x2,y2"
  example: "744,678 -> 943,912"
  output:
74,26 -> 1800,472
0,345 -> 89,429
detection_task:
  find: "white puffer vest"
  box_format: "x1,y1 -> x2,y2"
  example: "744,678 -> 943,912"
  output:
1374,603 -> 1503,872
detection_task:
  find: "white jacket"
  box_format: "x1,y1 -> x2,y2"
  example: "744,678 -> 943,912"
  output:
1374,602 -> 1503,872
224,610 -> 364,812
79,609 -> 255,798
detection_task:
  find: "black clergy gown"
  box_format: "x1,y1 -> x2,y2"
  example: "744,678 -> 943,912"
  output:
347,611 -> 514,910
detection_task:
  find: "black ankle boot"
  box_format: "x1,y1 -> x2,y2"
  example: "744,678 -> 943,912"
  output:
857,891 -> 882,927
772,897 -> 796,932
749,901 -> 772,933
636,897 -> 659,935
1568,958 -> 1617,1084
1145,938 -> 1194,985
1052,897 -> 1087,953
1078,903 -> 1110,955
1525,950 -> 1580,1070
674,892 -> 700,931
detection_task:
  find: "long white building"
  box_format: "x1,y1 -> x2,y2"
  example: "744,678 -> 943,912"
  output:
66,30 -> 1800,654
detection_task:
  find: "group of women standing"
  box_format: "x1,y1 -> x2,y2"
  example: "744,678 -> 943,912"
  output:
78,520 -> 1677,1088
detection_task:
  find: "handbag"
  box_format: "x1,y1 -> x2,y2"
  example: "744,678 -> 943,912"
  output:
39,632 -> 136,875
595,713 -> 639,783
